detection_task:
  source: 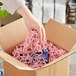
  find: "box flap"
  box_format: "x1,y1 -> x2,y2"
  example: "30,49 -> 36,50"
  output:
39,50 -> 76,70
0,51 -> 34,71
45,19 -> 76,51
0,18 -> 28,52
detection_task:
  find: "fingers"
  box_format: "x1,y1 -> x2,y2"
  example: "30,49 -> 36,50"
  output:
26,26 -> 31,36
26,23 -> 46,42
27,26 -> 42,42
41,27 -> 46,41
40,28 -> 42,42
28,28 -> 31,35
36,26 -> 46,42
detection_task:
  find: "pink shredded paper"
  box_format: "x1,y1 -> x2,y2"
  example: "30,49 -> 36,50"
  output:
12,29 -> 67,69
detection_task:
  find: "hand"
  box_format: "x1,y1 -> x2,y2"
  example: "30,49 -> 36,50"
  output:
16,5 -> 46,42
23,13 -> 46,42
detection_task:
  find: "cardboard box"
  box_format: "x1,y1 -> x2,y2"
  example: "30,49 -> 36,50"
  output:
0,18 -> 76,76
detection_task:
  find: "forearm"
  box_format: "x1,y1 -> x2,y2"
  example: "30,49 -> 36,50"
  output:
16,5 -> 34,21
16,5 -> 40,26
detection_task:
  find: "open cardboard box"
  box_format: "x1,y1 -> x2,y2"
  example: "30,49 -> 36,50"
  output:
0,18 -> 76,76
